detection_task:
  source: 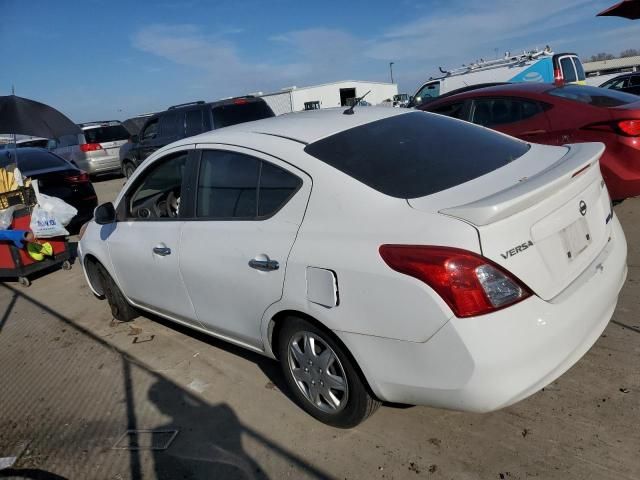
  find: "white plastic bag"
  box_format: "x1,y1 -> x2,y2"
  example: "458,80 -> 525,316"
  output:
33,180 -> 78,227
0,205 -> 19,230
30,204 -> 69,238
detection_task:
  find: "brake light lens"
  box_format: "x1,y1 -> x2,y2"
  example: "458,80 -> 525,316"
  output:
379,245 -> 532,317
80,143 -> 102,152
618,120 -> 640,136
64,172 -> 90,183
553,67 -> 564,86
233,98 -> 248,105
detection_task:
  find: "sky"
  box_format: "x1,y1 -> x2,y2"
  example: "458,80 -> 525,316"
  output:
0,0 -> 638,122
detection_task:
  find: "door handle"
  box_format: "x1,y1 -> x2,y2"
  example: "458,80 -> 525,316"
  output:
153,245 -> 171,256
249,255 -> 279,271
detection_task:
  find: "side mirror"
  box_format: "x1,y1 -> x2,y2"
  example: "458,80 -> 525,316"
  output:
130,134 -> 139,144
94,202 -> 117,225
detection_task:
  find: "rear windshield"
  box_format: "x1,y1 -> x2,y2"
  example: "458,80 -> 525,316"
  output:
0,149 -> 70,172
212,101 -> 274,129
304,112 -> 530,199
547,85 -> 639,107
83,125 -> 130,143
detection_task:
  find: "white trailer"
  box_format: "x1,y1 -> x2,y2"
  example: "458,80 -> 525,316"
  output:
260,80 -> 398,115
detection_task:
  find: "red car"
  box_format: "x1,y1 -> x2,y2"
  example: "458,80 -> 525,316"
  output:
418,83 -> 640,201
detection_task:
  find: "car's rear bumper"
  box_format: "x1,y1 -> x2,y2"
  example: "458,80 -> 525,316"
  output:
76,154 -> 122,175
339,215 -> 627,411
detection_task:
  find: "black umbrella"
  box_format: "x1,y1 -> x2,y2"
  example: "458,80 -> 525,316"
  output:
0,95 -> 80,139
0,95 -> 79,186
597,0 -> 640,19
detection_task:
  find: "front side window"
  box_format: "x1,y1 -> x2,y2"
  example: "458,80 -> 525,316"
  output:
602,78 -> 628,90
141,119 -> 159,141
185,109 -> 204,137
159,112 -> 180,137
196,150 -> 302,219
414,82 -> 440,105
128,152 -> 187,219
430,102 -> 466,120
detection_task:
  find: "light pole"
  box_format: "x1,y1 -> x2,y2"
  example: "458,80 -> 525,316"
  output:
389,62 -> 394,84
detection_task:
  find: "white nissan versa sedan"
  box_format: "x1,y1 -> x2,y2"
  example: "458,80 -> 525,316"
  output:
79,107 -> 627,428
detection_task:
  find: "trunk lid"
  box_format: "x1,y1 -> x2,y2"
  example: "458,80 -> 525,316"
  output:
409,142 -> 612,300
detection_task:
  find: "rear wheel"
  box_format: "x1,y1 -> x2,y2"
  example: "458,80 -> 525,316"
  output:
278,316 -> 380,428
96,264 -> 138,322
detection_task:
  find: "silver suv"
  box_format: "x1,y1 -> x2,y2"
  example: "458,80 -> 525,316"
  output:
48,121 -> 130,176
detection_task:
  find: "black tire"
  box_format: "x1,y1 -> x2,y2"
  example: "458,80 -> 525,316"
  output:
96,264 -> 138,322
277,316 -> 381,428
123,161 -> 136,178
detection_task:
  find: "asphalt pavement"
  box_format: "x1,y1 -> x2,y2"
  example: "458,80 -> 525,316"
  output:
0,175 -> 638,480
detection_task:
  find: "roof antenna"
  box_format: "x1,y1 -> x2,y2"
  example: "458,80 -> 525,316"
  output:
343,90 -> 371,115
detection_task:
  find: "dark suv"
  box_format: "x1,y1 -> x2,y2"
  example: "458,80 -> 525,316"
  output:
120,97 -> 275,177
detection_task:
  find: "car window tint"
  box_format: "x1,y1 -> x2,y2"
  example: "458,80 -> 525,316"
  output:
159,112 -> 180,137
258,161 -> 302,217
603,78 -> 627,89
196,151 -> 259,218
548,85 -> 639,107
430,102 -> 466,119
83,125 -> 129,143
630,76 -> 640,87
304,112 -> 529,199
185,109 -> 203,137
142,119 -> 159,140
560,57 -> 577,83
212,101 -> 274,129
129,152 -> 187,219
471,98 -> 541,126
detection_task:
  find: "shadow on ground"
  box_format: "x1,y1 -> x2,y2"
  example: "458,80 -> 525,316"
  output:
0,283 -> 332,480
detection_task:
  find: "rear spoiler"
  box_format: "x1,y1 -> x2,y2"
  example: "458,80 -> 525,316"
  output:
440,142 -> 605,226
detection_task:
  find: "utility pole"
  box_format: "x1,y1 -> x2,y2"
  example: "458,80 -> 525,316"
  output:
389,62 -> 394,84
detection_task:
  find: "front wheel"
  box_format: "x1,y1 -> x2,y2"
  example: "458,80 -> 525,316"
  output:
278,317 -> 380,428
123,162 -> 136,178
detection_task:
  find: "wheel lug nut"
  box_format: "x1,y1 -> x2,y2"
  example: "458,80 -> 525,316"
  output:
311,380 -> 316,385
320,381 -> 324,386
304,367 -> 309,372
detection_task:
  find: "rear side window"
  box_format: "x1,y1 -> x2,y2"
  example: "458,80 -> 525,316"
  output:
304,112 -> 530,199
83,125 -> 129,144
471,98 -> 542,127
602,77 -> 628,90
212,101 -> 274,129
196,150 -> 302,219
141,118 -> 159,140
560,57 -> 577,83
548,85 -> 639,107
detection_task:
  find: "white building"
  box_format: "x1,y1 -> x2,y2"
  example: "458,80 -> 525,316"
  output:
258,80 -> 398,115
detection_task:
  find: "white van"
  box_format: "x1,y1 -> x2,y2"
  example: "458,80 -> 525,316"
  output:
410,48 -> 586,106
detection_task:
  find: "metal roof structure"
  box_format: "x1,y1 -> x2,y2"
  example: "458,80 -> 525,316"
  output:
583,55 -> 640,73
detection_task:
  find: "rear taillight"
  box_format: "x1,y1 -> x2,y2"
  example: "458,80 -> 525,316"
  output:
65,172 -> 90,183
618,120 -> 640,136
379,245 -> 532,318
553,67 -> 564,86
80,143 -> 102,152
